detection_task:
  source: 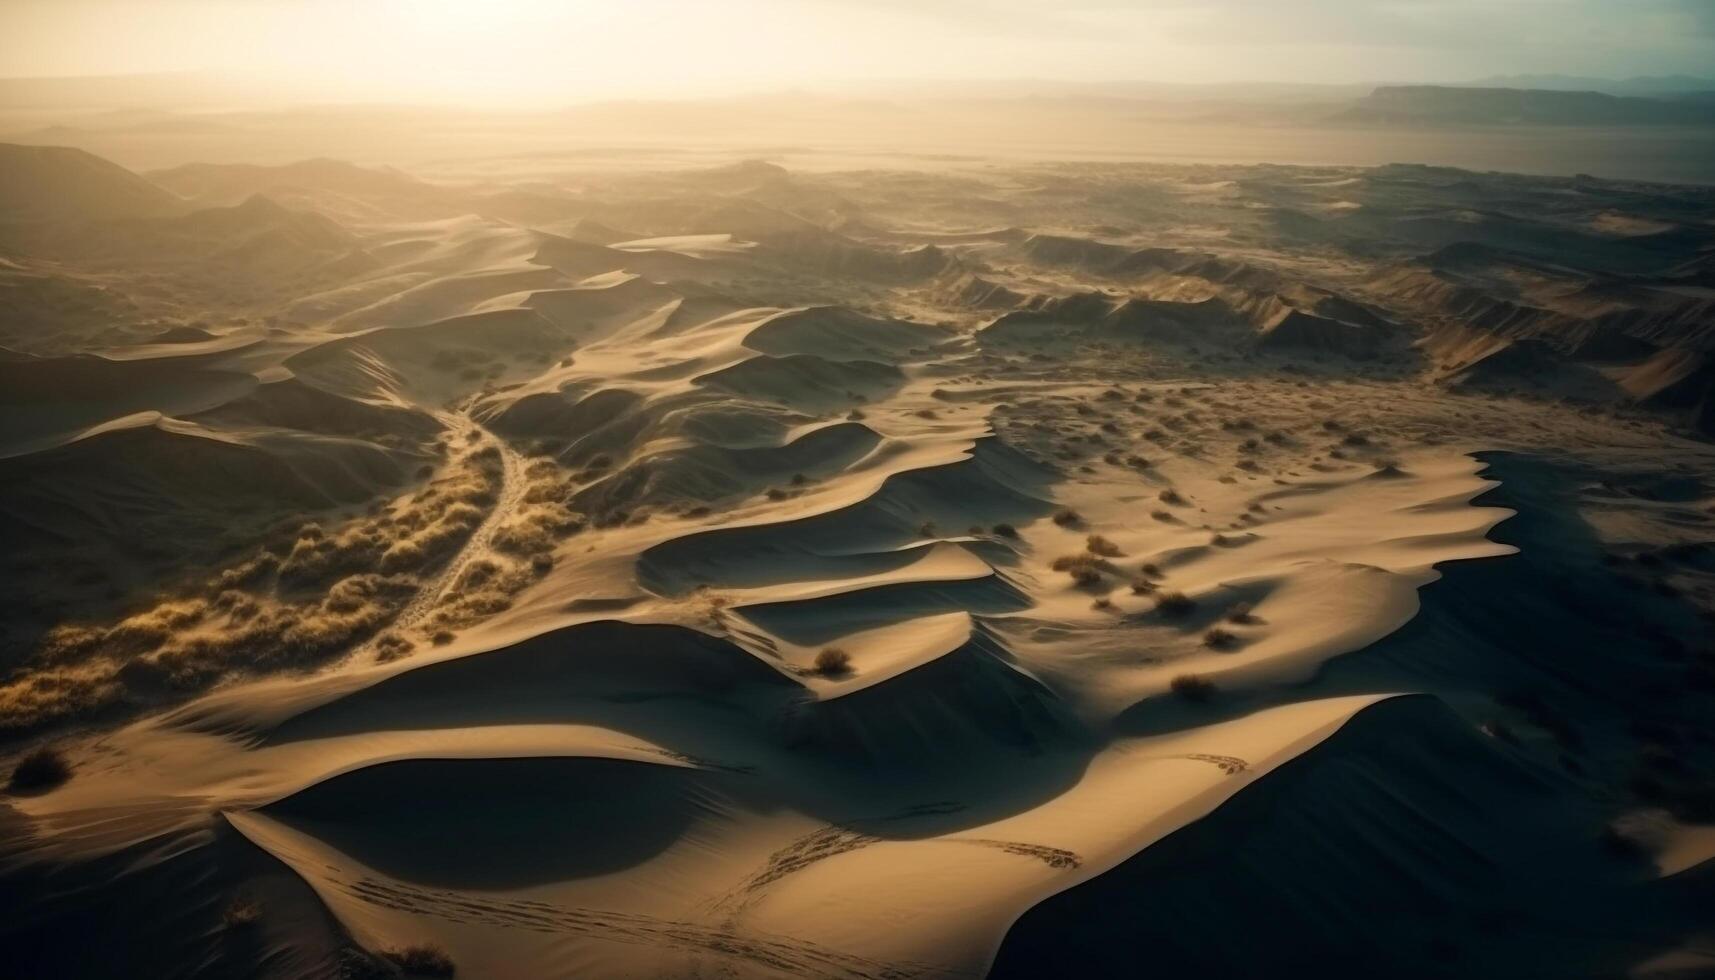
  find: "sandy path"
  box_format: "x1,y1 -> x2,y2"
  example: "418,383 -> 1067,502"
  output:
373,411 -> 527,648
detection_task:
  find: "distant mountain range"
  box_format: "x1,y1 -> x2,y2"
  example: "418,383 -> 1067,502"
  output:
1456,75 -> 1715,97
3,71 -> 1715,130
1343,86 -> 1715,126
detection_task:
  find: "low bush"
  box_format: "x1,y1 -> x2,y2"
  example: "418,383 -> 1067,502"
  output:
1155,591 -> 1196,617
1085,534 -> 1122,557
1203,627 -> 1238,649
813,647 -> 853,676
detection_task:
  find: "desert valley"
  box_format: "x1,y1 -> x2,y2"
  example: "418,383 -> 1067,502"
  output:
1,22 -> 1715,977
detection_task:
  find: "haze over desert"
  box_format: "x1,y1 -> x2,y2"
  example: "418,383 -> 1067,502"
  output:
3,2 -> 1715,978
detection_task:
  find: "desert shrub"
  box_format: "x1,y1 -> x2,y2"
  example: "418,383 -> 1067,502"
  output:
1091,596 -> 1113,610
1158,488 -> 1185,505
1155,591 -> 1196,617
375,632 -> 415,662
278,527 -> 390,589
431,630 -> 455,646
276,606 -> 391,663
992,523 -> 1019,538
214,591 -> 263,622
104,600 -> 208,656
1138,562 -> 1162,578
34,624 -> 105,664
324,575 -> 387,615
455,560 -> 500,591
0,665 -> 124,732
1170,674 -> 1218,702
1203,627 -> 1238,649
381,944 -> 456,977
1150,509 -> 1174,523
212,553 -> 279,592
379,538 -> 427,572
1052,553 -> 1113,587
1226,602 -> 1256,624
813,647 -> 853,676
1086,534 -> 1122,557
1130,579 -> 1157,595
1051,509 -> 1080,527
9,745 -> 71,791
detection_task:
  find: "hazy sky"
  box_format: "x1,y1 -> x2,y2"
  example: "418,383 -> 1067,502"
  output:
3,0 -> 1714,103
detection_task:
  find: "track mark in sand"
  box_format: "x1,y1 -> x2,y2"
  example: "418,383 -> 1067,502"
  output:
374,412 -> 526,646
1173,753 -> 1250,775
713,815 -> 1080,920
947,838 -> 1081,869
339,876 -> 947,980
718,826 -> 883,910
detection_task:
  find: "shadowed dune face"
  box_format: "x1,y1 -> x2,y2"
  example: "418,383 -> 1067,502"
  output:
260,756 -> 726,889
3,143 -> 1715,980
